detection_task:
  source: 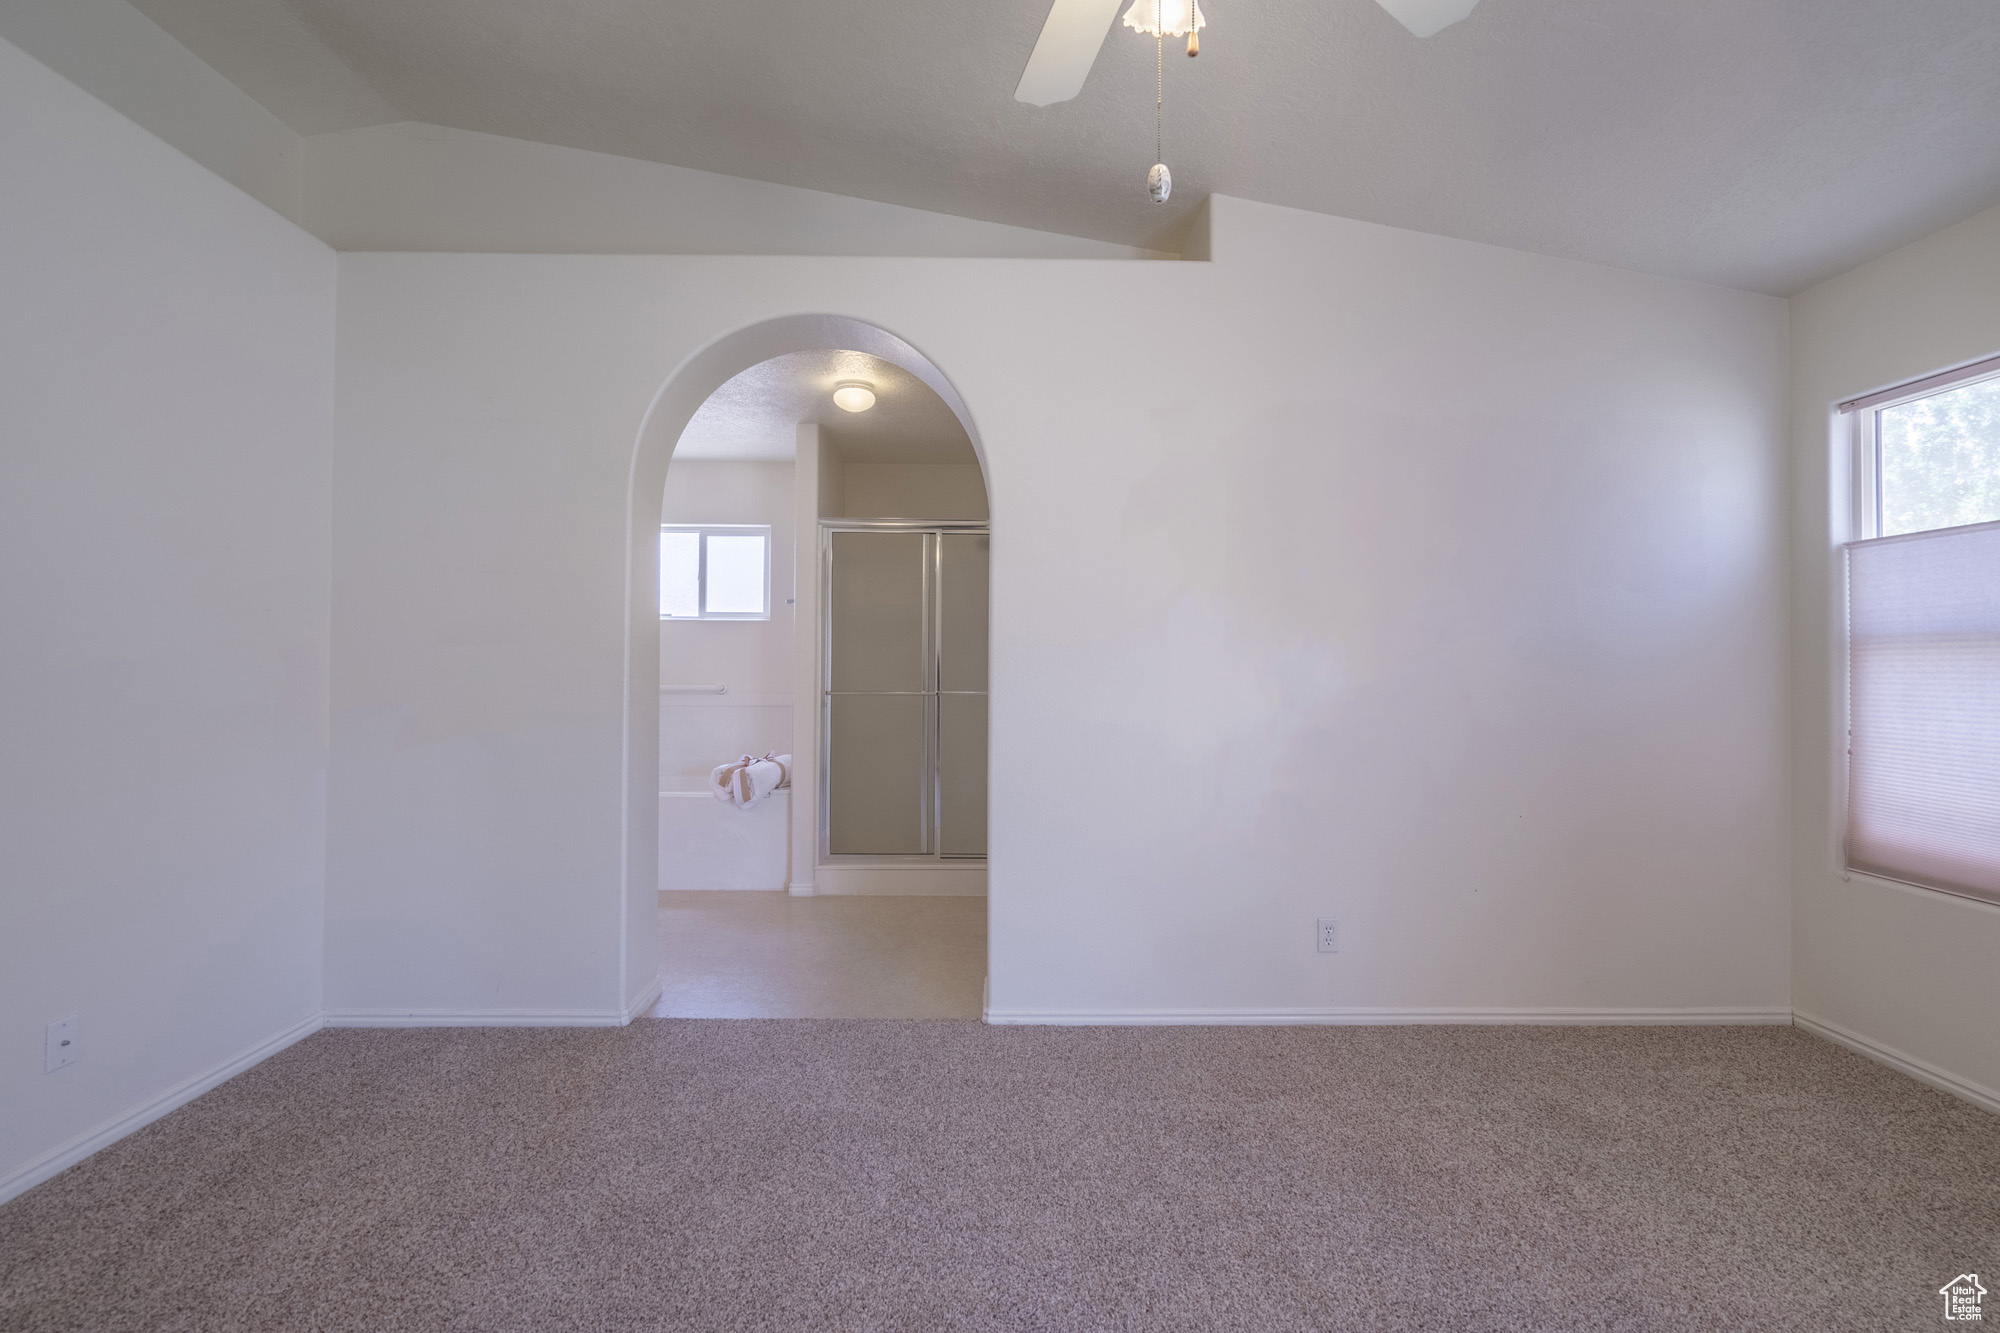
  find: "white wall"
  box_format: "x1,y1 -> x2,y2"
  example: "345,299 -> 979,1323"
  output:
327,195 -> 1791,1023
0,37 -> 333,1199
0,0 -> 303,222
304,122 -> 1164,261
839,462 -> 989,520
1789,199 -> 2000,1107
659,461 -> 794,797
659,462 -> 795,699
816,433 -> 845,520
793,424 -> 829,894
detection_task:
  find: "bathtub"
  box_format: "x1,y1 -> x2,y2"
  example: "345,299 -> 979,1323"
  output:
659,788 -> 790,891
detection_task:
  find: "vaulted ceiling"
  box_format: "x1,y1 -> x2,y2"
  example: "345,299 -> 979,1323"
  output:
128,0 -> 2000,292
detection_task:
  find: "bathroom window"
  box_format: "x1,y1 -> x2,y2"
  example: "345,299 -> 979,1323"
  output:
1841,354 -> 2000,904
660,525 -> 770,620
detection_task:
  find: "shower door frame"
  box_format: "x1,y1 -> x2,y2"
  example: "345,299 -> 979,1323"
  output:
818,517 -> 989,867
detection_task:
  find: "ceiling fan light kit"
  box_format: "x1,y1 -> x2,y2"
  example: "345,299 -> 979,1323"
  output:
1014,0 -> 1481,103
1013,0 -> 1482,203
1121,0 -> 1205,39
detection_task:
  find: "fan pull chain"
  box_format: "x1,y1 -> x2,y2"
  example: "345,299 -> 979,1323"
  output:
1144,0 -> 1174,202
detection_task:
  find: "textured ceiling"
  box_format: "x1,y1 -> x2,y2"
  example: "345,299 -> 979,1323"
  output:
130,0 -> 2000,292
675,351 -> 976,465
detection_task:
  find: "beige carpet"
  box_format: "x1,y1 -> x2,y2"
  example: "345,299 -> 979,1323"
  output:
1,1023 -> 1995,1331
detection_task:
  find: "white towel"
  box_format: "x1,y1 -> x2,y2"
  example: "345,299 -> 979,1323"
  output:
709,752 -> 791,810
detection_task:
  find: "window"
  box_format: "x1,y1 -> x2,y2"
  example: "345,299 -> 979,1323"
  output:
660,525 -> 770,620
1841,355 -> 2000,903
1873,372 -> 2000,537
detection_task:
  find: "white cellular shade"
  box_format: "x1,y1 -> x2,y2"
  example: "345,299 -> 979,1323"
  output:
1846,521 -> 2000,903
659,529 -> 700,618
704,533 -> 767,615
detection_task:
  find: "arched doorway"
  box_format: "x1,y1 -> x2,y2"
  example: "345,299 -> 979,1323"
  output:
621,315 -> 991,1016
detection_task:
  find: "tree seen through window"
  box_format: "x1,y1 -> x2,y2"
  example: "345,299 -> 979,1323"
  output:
1879,375 -> 2000,536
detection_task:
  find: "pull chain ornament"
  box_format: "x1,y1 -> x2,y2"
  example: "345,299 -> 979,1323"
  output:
1125,0 -> 1202,202
1149,1 -> 1170,201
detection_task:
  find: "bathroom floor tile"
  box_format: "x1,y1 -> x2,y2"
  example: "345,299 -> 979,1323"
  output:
654,891 -> 985,1019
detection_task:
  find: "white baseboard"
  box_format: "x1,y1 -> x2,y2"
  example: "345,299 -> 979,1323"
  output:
981,1005 -> 1795,1027
623,972 -> 665,1023
0,1012 -> 324,1207
323,1008 -> 641,1028
328,974 -> 666,1030
1793,1010 -> 2000,1116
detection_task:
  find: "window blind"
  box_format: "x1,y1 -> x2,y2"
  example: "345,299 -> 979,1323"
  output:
1846,520 -> 2000,903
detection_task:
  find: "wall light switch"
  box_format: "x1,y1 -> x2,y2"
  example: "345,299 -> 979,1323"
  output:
1316,918 -> 1340,955
46,1015 -> 79,1072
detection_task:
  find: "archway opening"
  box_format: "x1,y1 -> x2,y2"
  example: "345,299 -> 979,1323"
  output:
622,316 -> 991,1019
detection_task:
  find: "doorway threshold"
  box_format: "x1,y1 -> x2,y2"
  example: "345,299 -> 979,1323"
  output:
811,862 -> 987,896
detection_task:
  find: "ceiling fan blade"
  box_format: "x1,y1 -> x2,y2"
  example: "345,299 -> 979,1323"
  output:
1373,0 -> 1480,38
1014,0 -> 1126,106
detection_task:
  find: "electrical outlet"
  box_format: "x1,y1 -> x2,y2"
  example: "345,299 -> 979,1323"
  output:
1316,917 -> 1340,955
46,1015 -> 79,1072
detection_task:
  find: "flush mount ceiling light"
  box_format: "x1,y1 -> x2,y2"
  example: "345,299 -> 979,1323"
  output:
831,381 -> 876,413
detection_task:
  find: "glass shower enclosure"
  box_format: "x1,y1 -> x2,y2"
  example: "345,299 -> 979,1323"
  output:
821,520 -> 988,860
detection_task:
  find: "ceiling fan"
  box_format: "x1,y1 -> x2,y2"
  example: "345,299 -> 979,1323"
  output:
1015,0 -> 1481,106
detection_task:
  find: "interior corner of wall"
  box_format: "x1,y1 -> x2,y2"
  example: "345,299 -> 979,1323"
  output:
270,134 -> 308,229
1178,195 -> 1215,263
